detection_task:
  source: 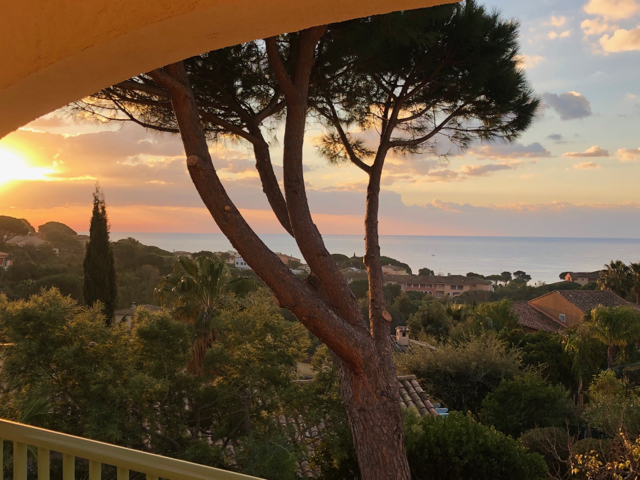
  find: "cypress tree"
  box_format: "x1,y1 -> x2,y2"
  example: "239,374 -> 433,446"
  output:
83,184 -> 117,323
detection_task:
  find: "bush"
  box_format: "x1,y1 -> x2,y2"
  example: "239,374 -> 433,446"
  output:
36,274 -> 83,303
404,411 -> 547,480
396,333 -> 522,413
584,370 -> 640,437
407,298 -> 453,341
481,372 -> 575,438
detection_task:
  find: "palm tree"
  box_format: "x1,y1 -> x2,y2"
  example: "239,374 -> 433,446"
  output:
587,305 -> 640,369
154,255 -> 255,374
563,324 -> 601,407
598,260 -> 632,298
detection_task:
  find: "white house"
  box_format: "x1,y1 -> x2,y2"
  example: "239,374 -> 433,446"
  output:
234,256 -> 251,270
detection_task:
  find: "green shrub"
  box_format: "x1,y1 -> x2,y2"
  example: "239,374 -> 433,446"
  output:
584,370 -> 640,437
404,411 -> 547,480
396,333 -> 522,413
481,372 -> 575,438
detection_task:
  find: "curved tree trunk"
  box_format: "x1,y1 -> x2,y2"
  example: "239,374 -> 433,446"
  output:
148,54 -> 412,480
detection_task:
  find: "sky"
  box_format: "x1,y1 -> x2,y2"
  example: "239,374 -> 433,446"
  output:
0,0 -> 639,238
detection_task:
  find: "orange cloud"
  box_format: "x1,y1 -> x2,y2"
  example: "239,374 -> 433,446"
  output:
616,147 -> 640,161
600,27 -> 640,52
563,146 -> 609,157
584,0 -> 640,19
573,162 -> 600,169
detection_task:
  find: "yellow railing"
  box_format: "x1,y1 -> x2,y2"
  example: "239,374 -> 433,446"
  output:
0,419 -> 263,480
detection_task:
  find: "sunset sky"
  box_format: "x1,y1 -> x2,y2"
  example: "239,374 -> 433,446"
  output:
1,0 -> 639,238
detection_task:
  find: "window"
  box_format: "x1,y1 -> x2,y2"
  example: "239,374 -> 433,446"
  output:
559,313 -> 566,322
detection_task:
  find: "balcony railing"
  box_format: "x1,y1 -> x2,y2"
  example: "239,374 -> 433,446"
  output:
0,419 -> 263,480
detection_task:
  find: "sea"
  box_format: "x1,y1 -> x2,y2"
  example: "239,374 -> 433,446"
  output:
102,233 -> 640,285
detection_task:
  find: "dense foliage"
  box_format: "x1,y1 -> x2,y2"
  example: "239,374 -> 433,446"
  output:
404,411 -> 548,480
396,333 -> 522,413
480,372 -> 575,438
0,289 -> 310,478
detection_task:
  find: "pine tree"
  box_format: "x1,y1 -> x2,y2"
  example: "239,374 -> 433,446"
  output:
83,184 -> 117,323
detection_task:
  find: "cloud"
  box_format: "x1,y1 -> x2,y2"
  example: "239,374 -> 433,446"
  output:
515,54 -> 545,69
573,161 -> 600,169
548,30 -> 572,39
581,18 -> 614,35
599,27 -> 640,52
460,163 -> 514,176
563,146 -> 609,157
546,133 -> 568,144
583,0 -> 640,19
541,92 -> 592,120
616,147 -> 640,161
549,16 -> 567,27
425,169 -> 460,182
468,142 -> 552,159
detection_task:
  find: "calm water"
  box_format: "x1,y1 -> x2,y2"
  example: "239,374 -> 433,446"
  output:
105,233 -> 640,285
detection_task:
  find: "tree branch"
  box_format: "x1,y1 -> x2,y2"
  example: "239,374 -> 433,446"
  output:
324,101 -> 372,174
389,106 -> 466,148
149,60 -> 367,369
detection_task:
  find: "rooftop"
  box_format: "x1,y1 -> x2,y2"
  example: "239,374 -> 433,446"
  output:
511,301 -> 565,332
556,289 -> 640,313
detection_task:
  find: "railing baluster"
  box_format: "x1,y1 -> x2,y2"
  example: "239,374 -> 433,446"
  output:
13,442 -> 27,480
38,447 -> 50,480
117,467 -> 129,480
63,453 -> 75,480
89,460 -> 101,480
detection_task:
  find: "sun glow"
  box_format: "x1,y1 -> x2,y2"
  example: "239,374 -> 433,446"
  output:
0,148 -> 55,185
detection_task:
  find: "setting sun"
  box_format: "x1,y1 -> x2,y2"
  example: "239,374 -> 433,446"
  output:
0,148 -> 55,185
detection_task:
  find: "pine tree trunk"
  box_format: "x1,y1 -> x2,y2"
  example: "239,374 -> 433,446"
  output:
337,354 -> 411,479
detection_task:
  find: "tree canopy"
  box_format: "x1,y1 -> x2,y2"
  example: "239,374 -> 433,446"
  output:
0,215 -> 30,248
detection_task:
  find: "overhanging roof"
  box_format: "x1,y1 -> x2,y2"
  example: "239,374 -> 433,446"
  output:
0,0 -> 455,139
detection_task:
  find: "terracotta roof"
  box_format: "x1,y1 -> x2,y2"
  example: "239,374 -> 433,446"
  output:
397,374 -> 439,417
385,274 -> 492,286
512,301 -> 565,332
556,290 -> 640,313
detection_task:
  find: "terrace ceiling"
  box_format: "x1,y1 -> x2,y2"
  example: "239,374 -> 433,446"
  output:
0,0 -> 454,139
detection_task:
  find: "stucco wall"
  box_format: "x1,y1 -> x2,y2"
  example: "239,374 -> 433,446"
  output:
0,0 -> 455,138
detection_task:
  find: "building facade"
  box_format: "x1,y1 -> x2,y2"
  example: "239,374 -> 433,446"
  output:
384,274 -> 493,298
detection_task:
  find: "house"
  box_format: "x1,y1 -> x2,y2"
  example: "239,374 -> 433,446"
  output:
0,252 -> 13,270
564,271 -> 603,286
7,235 -> 46,247
276,252 -> 301,266
385,274 -> 493,298
512,289 -> 640,332
234,256 -> 251,270
382,264 -> 408,275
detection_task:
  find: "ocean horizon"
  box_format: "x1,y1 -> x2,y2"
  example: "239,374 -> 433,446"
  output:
90,232 -> 640,285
